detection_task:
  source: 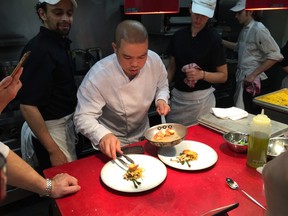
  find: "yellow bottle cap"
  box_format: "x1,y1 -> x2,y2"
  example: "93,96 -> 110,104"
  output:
253,109 -> 271,125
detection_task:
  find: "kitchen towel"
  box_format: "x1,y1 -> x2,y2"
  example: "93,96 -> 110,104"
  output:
182,63 -> 202,88
211,107 -> 248,120
245,75 -> 261,96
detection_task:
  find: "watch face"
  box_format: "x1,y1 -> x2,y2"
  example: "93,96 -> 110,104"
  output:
0,153 -> 7,202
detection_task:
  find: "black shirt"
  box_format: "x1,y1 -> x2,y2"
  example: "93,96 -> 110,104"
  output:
18,27 -> 77,120
280,41 -> 288,67
167,26 -> 226,92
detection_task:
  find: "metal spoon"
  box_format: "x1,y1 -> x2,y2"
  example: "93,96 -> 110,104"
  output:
226,178 -> 266,210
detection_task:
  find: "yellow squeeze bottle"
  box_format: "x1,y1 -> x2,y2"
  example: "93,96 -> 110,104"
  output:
247,110 -> 271,168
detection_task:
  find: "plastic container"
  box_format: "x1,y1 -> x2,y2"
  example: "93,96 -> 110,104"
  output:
247,110 -> 271,168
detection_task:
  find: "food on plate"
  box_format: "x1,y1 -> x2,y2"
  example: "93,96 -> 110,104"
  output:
257,89 -> 288,107
152,128 -> 180,142
170,149 -> 198,167
123,163 -> 144,188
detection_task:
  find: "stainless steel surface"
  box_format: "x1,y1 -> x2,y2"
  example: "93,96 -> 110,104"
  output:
223,132 -> 248,153
253,88 -> 288,114
116,158 -> 130,169
226,178 -> 266,210
267,137 -> 288,159
116,153 -> 135,164
198,112 -> 288,137
144,123 -> 187,147
161,115 -> 166,124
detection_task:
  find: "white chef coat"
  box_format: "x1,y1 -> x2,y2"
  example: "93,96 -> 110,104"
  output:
0,142 -> 9,158
234,20 -> 283,109
74,50 -> 170,148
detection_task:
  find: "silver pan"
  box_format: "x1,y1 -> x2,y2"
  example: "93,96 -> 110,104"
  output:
144,123 -> 187,147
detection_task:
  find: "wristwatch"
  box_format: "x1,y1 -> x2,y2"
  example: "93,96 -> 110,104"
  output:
42,178 -> 52,197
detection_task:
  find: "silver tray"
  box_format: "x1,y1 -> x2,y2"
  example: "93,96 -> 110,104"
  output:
253,88 -> 288,114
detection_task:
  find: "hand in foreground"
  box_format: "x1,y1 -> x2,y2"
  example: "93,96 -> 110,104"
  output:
51,173 -> 80,198
99,133 -> 122,160
0,67 -> 23,112
156,99 -> 170,116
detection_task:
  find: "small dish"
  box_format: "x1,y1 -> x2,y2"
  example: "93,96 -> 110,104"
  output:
267,137 -> 288,160
223,132 -> 248,153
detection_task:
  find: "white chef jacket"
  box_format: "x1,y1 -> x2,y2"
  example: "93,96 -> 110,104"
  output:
234,20 -> 283,109
74,50 -> 170,148
0,142 -> 9,158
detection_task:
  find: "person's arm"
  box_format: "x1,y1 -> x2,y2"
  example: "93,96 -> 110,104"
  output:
222,40 -> 237,51
201,64 -> 228,84
283,66 -> 288,73
6,149 -> 80,198
185,64 -> 228,84
0,68 -> 22,113
244,59 -> 278,84
245,27 -> 284,84
20,104 -> 68,166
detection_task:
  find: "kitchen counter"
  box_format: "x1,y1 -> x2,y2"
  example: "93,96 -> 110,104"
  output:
44,125 -> 266,216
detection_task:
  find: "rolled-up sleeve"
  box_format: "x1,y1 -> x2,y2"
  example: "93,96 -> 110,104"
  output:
256,27 -> 283,61
0,142 -> 10,158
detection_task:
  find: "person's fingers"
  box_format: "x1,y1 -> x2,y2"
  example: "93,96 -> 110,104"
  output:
12,67 -> 23,81
0,76 -> 12,90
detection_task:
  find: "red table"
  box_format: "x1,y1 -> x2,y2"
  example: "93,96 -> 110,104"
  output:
44,125 -> 266,216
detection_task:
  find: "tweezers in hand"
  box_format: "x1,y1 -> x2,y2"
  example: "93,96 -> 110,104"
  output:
116,152 -> 135,164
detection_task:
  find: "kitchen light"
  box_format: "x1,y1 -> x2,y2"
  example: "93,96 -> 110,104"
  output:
124,0 -> 179,15
246,0 -> 288,10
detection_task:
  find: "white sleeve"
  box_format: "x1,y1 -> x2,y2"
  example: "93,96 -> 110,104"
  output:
74,69 -> 112,148
0,142 -> 10,158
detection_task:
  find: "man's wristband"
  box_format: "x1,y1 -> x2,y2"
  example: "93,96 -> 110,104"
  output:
42,178 -> 52,197
202,70 -> 206,80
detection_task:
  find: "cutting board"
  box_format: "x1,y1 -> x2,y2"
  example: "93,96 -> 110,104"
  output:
198,113 -> 288,137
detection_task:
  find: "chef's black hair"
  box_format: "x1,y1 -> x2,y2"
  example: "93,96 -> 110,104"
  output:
35,2 -> 47,23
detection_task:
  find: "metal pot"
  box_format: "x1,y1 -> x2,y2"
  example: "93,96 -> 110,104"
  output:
144,123 -> 187,147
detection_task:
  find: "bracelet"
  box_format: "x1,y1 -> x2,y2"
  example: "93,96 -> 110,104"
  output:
202,70 -> 206,80
43,178 -> 53,197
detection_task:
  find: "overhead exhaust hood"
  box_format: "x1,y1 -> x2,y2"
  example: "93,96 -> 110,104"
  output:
124,0 -> 179,15
246,0 -> 288,10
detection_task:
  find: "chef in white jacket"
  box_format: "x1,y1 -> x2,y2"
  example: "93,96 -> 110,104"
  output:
74,20 -> 170,159
222,0 -> 283,114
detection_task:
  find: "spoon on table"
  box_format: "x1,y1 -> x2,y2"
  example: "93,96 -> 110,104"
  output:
226,178 -> 266,211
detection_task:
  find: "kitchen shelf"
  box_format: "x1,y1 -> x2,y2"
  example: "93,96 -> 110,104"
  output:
0,34 -> 27,47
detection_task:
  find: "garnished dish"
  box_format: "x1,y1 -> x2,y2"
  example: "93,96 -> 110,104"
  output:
123,164 -> 144,189
158,140 -> 218,171
170,149 -> 198,167
152,128 -> 180,142
100,154 -> 167,193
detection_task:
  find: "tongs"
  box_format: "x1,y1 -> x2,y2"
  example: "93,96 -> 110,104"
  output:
116,152 -> 135,164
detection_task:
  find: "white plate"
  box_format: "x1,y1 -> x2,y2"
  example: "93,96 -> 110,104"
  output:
100,154 -> 167,192
158,140 -> 218,170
